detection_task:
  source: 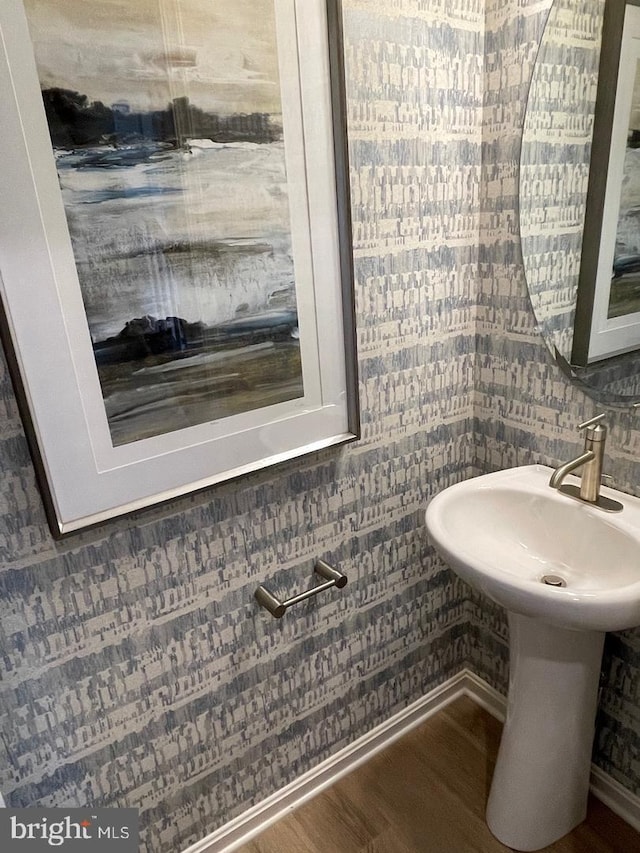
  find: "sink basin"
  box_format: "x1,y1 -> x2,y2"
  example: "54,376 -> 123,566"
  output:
425,464 -> 640,632
425,464 -> 640,850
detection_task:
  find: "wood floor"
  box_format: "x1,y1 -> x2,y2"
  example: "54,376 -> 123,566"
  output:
235,697 -> 640,853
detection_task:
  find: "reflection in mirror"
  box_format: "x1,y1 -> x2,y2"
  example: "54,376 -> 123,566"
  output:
573,0 -> 640,368
520,0 -> 640,404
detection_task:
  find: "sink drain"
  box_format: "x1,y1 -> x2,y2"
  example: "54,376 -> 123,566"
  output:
541,574 -> 567,588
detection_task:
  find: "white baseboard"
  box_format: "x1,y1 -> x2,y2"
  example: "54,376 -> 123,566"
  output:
590,766 -> 640,833
181,669 -> 640,853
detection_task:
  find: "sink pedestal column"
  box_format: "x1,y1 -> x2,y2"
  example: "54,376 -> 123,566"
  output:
486,612 -> 605,851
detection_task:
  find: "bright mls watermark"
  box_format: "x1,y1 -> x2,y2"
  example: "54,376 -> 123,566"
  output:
0,809 -> 138,851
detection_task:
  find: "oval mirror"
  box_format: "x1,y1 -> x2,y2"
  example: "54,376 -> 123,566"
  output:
520,0 -> 640,405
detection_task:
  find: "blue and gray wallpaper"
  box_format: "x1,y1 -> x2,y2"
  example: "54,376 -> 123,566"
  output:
0,1 -> 638,852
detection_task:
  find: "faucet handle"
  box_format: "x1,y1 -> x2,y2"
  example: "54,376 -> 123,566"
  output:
578,413 -> 606,431
578,412 -> 607,444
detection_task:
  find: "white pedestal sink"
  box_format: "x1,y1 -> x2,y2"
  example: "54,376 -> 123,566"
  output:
425,465 -> 640,851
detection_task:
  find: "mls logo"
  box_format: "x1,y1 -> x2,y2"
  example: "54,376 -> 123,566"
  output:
0,809 -> 138,851
10,815 -> 92,845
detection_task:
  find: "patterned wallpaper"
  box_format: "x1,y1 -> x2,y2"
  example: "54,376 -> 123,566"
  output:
0,2 -> 481,852
1,1 -> 639,851
519,0 -> 602,367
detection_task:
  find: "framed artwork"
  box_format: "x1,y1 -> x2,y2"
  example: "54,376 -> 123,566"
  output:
0,0 -> 359,535
573,0 -> 640,365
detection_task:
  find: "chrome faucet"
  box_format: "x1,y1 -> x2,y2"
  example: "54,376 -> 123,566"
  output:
549,414 -> 622,511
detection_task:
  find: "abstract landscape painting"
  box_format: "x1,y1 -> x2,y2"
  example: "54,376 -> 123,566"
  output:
23,0 -> 303,447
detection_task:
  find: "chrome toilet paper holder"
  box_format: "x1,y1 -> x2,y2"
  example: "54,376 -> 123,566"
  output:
255,559 -> 347,618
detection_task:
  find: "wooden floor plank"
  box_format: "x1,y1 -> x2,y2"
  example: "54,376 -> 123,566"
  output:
241,817 -> 318,853
345,741 -> 501,853
291,785 -> 385,853
359,829 -> 416,853
235,698 -> 640,853
441,695 -> 503,757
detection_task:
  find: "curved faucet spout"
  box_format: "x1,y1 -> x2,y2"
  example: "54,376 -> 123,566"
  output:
549,451 -> 595,489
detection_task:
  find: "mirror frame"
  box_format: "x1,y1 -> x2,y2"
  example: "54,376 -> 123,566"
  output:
573,0 -> 640,366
